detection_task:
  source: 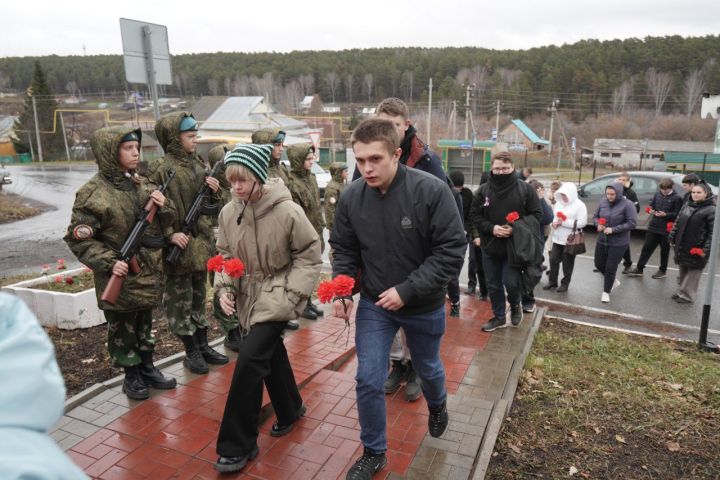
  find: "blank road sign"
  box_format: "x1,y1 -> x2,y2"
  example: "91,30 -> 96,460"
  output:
120,18 -> 172,85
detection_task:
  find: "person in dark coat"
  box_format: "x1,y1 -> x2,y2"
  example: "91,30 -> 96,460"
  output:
593,182 -> 637,303
668,182 -> 715,303
616,172 -> 639,273
626,177 -> 683,279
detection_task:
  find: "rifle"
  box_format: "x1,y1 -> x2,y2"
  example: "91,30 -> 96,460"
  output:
166,160 -> 224,265
101,170 -> 176,304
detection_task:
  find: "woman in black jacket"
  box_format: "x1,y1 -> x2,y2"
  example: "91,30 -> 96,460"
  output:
668,182 -> 715,304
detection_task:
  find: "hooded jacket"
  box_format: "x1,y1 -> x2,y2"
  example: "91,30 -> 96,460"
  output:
149,112 -> 219,275
64,126 -> 176,311
207,144 -> 233,208
324,162 -> 347,234
551,182 -> 588,245
0,294 -> 89,479
648,189 -> 683,236
286,144 -> 325,237
214,178 -> 322,332
669,187 -> 715,269
593,182 -> 637,247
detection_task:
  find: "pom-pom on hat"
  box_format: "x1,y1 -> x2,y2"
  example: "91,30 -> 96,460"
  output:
223,144 -> 272,184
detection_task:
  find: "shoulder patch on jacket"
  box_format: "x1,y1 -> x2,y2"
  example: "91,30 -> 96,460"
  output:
72,224 -> 94,240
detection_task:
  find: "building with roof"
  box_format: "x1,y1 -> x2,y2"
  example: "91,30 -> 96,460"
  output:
498,119 -> 549,152
592,138 -> 715,169
437,139 -> 499,186
0,116 -> 18,157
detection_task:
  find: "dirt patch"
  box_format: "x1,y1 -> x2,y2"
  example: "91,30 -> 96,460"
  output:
46,302 -> 225,397
487,320 -> 720,480
0,191 -> 49,223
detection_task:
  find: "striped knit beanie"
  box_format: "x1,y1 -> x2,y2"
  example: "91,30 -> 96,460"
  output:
223,144 -> 272,184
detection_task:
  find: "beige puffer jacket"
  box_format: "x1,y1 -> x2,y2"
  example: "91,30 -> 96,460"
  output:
214,178 -> 322,332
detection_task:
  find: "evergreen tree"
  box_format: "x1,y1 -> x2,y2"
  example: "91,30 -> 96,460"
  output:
12,61 -> 64,159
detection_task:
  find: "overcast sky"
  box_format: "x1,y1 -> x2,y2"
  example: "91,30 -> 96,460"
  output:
2,0 -> 719,57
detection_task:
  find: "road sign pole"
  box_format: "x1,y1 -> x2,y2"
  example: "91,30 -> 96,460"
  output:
142,26 -> 161,121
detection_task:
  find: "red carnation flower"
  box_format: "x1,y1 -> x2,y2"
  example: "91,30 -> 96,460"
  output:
317,280 -> 336,304
65,276 -> 74,285
57,258 -> 67,271
333,275 -> 356,297
505,211 -> 520,224
206,254 -> 225,273
690,247 -> 705,257
598,218 -> 607,226
645,206 -> 652,214
54,276 -> 63,283
556,212 -> 567,222
223,258 -> 246,278
666,221 -> 674,233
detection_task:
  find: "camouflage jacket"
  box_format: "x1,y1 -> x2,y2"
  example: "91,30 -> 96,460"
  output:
149,112 -> 219,275
207,144 -> 233,221
64,126 -> 176,312
324,162 -> 347,234
268,161 -> 290,186
252,128 -> 290,186
286,144 -> 324,235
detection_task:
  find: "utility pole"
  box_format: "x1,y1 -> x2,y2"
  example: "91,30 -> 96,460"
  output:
547,98 -> 559,159
495,100 -> 501,138
447,101 -> 457,139
464,84 -> 474,140
31,93 -> 43,162
427,78 -> 433,145
59,112 -> 70,161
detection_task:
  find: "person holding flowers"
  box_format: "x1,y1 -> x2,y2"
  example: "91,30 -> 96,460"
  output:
593,182 -> 637,303
211,143 -> 322,473
545,182 -> 587,292
626,177 -> 683,280
668,182 -> 715,303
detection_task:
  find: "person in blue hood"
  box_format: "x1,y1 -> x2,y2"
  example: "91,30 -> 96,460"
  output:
592,182 -> 637,303
0,293 -> 89,479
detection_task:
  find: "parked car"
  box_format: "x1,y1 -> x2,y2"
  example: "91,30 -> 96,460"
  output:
0,165 -> 11,191
577,171 -> 717,231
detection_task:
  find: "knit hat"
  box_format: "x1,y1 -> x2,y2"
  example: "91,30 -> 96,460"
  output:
224,144 -> 272,184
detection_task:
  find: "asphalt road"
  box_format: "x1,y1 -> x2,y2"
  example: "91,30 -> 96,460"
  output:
3,163 -> 719,347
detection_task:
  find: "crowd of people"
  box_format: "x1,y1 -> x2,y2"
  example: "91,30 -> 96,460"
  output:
12,95 -> 707,479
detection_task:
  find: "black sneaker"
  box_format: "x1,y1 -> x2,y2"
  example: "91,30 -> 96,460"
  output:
464,286 -> 476,295
481,317 -> 507,332
301,304 -> 318,320
449,302 -> 460,317
522,303 -> 536,314
285,320 -> 300,330
346,449 -> 387,480
270,405 -> 307,437
477,292 -> 488,301
404,363 -> 422,402
224,327 -> 241,352
510,305 -> 523,326
383,361 -> 407,394
214,444 -> 259,473
542,283 -> 558,290
309,302 -> 324,316
556,284 -> 568,293
428,400 -> 449,438
622,265 -> 632,274
651,270 -> 667,279
626,267 -> 643,277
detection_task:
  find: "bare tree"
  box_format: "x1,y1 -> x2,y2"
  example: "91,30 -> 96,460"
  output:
278,79 -> 302,114
298,74 -> 315,97
232,75 -> 250,96
498,68 -> 521,89
224,77 -> 232,96
173,74 -> 184,96
646,68 -> 673,116
682,68 -> 706,117
345,74 -> 353,103
207,78 -> 219,96
65,80 -> 78,95
262,72 -> 276,104
324,72 -> 339,104
401,70 -> 414,101
363,73 -> 374,102
611,79 -> 634,116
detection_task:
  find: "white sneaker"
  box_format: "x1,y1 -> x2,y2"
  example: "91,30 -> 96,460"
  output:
601,292 -> 610,303
612,279 -> 621,292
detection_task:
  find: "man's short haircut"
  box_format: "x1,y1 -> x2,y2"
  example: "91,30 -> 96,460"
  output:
524,167 -> 534,175
492,152 -> 514,165
659,178 -> 674,190
682,173 -> 701,185
449,170 -> 465,187
528,179 -> 544,191
377,97 -> 410,120
619,171 -> 630,180
351,118 -> 400,155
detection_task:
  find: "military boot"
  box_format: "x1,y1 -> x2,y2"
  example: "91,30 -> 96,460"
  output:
180,335 -> 209,374
139,351 -> 177,390
309,302 -> 324,317
194,328 -> 229,365
224,327 -> 241,353
301,299 -> 318,320
122,365 -> 149,400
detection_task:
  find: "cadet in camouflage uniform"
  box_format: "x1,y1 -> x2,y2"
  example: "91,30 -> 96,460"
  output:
149,112 -> 229,374
64,126 -> 177,400
252,129 -> 290,185
324,162 -> 348,235
287,143 -> 325,320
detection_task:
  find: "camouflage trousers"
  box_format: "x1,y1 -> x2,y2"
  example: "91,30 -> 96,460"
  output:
164,271 -> 210,336
104,309 -> 155,368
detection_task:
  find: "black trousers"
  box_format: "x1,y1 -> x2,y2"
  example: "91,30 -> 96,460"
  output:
447,277 -> 460,304
636,231 -> 670,272
548,242 -> 577,287
623,245 -> 633,268
470,242 -> 488,295
595,243 -> 628,293
216,321 -> 302,457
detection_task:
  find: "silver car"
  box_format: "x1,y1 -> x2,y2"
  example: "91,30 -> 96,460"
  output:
0,165 -> 11,191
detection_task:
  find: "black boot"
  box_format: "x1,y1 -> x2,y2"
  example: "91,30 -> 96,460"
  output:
404,362 -> 422,402
224,327 -> 241,352
122,365 -> 149,400
194,328 -> 229,365
180,335 -> 209,374
301,299 -> 318,320
309,302 -> 324,316
383,360 -> 407,394
139,351 -> 177,390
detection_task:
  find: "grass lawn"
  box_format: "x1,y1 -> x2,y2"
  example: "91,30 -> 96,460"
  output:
487,319 -> 720,479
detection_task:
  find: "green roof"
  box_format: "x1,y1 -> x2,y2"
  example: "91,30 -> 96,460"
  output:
511,119 -> 549,145
664,152 -> 720,164
437,139 -> 496,149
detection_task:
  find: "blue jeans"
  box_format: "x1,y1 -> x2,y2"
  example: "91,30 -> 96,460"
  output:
355,297 -> 447,453
482,252 -> 522,319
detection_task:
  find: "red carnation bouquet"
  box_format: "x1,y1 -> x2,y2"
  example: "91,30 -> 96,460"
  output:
317,274 -> 356,345
556,212 -> 567,222
645,206 -> 652,214
506,211 -> 520,224
207,254 -> 246,301
666,221 -> 674,233
690,247 -> 705,257
598,218 -> 607,226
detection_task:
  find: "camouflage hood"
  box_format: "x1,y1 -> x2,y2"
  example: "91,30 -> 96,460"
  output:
287,144 -> 314,176
208,144 -> 232,193
90,126 -> 142,189
154,111 -> 197,160
329,162 -> 347,183
251,129 -> 282,144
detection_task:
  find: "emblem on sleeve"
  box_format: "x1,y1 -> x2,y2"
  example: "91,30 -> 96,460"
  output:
72,224 -> 94,240
329,196 -> 336,205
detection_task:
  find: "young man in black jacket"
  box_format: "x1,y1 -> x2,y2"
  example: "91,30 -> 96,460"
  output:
469,152 -> 542,331
331,119 -> 466,480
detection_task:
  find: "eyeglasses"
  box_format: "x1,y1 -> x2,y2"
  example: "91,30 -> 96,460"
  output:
491,166 -> 513,173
